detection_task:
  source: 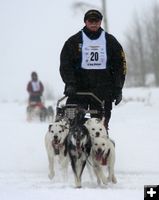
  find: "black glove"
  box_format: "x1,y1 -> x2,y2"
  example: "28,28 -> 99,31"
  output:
64,85 -> 76,97
113,88 -> 122,105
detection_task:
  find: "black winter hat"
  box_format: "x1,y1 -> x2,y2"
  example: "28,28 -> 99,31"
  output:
31,71 -> 38,77
84,9 -> 103,22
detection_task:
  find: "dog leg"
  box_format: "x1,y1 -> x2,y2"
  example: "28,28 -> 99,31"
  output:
86,162 -> 94,181
93,164 -> 102,185
107,148 -> 117,184
72,159 -> 87,188
75,160 -> 84,188
112,174 -> 117,184
70,157 -> 81,188
94,163 -> 108,185
59,155 -> 69,182
107,165 -> 117,184
73,164 -> 82,188
95,171 -> 101,185
74,175 -> 82,188
45,134 -> 55,180
98,167 -> 108,185
48,154 -> 55,180
62,161 -> 69,182
107,156 -> 117,183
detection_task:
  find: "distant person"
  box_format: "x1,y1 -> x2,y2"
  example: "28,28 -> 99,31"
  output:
59,9 -> 127,130
27,71 -> 44,104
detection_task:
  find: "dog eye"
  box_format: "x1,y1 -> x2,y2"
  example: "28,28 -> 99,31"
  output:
59,130 -> 62,133
92,128 -> 95,131
99,128 -> 102,131
102,143 -> 105,146
51,130 -> 54,133
95,143 -> 97,146
81,133 -> 84,137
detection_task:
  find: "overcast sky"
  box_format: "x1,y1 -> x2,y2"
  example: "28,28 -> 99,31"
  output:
0,0 -> 158,101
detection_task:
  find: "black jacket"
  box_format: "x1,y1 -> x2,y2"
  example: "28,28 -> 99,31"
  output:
60,27 -> 126,100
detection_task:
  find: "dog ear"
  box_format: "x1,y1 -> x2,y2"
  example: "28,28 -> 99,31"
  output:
48,124 -> 53,132
96,118 -> 101,123
101,117 -> 105,125
85,118 -> 91,126
59,124 -> 68,132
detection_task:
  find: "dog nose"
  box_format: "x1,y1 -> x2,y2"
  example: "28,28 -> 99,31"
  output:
96,132 -> 100,137
54,135 -> 58,140
97,148 -> 102,153
76,138 -> 80,143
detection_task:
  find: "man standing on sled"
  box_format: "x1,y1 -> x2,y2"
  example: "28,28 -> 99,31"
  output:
27,71 -> 44,104
26,71 -> 46,122
59,9 -> 127,130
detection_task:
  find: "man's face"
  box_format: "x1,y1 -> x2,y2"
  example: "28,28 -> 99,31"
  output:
85,19 -> 102,32
32,74 -> 38,81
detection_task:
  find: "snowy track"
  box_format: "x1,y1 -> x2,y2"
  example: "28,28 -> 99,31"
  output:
0,171 -> 147,200
0,171 -> 158,190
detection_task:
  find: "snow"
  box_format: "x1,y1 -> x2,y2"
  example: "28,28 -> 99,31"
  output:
0,88 -> 159,200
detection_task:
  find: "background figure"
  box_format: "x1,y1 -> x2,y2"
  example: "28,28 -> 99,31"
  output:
26,71 -> 47,122
59,9 -> 126,130
27,71 -> 44,104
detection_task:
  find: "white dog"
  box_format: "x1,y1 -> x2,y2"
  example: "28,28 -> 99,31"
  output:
45,119 -> 69,180
84,117 -> 108,138
91,136 -> 117,185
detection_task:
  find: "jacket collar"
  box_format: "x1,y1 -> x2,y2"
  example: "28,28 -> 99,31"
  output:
82,26 -> 103,40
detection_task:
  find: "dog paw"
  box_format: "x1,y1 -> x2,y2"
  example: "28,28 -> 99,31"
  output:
107,175 -> 117,184
75,185 -> 82,189
75,179 -> 82,188
48,173 -> 55,180
97,178 -> 101,185
112,176 -> 117,184
102,177 -> 108,185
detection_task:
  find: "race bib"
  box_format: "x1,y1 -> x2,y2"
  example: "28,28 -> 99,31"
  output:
31,81 -> 40,92
81,31 -> 107,69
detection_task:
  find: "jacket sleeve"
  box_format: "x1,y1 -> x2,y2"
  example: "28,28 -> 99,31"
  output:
27,81 -> 32,93
108,34 -> 127,89
39,81 -> 44,94
59,38 -> 77,86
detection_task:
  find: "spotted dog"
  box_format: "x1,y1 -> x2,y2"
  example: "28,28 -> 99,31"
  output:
84,117 -> 108,138
45,119 -> 69,180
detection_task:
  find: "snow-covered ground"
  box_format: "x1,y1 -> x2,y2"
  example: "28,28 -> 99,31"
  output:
0,88 -> 159,200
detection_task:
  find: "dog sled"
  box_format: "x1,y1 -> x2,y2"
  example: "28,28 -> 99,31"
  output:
26,101 -> 54,122
55,92 -> 105,124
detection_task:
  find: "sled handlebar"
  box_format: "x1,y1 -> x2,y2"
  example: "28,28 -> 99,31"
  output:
56,92 -> 105,109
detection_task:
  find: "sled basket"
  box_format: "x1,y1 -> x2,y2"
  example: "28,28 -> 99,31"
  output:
55,92 -> 105,122
64,104 -> 79,120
